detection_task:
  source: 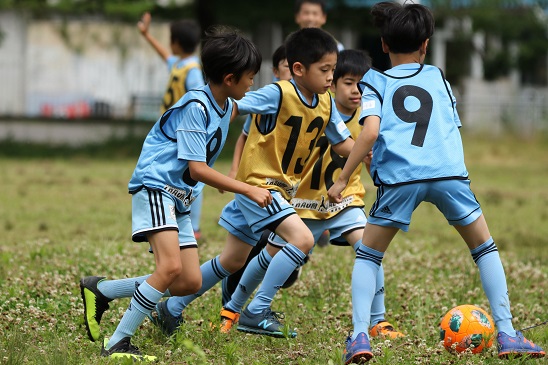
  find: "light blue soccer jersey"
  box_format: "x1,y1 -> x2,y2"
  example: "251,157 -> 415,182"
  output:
129,84 -> 232,212
359,64 -> 468,186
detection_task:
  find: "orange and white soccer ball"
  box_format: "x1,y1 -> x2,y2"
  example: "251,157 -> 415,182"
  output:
439,304 -> 495,354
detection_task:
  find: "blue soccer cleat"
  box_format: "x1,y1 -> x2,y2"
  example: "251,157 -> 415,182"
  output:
497,331 -> 545,359
343,332 -> 373,364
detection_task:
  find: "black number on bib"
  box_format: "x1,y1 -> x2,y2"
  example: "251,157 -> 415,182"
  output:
281,116 -> 324,175
163,75 -> 180,110
183,127 -> 223,186
392,85 -> 433,147
309,135 -> 346,190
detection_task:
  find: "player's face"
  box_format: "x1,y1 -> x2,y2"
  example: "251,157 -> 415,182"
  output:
332,74 -> 362,115
301,52 -> 337,96
295,3 -> 326,28
273,59 -> 291,81
230,71 -> 256,100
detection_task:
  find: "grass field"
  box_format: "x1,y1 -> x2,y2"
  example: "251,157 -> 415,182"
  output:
0,133 -> 547,364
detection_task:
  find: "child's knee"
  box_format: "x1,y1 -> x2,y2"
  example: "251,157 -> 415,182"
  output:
293,231 -> 314,253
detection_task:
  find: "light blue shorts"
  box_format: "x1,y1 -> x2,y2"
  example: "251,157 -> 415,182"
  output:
131,187 -> 197,248
269,206 -> 366,248
368,179 -> 482,232
218,191 -> 295,245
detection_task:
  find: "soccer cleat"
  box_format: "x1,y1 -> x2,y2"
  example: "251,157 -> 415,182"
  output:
80,276 -> 113,342
149,300 -> 183,337
219,307 -> 240,333
101,337 -> 157,361
237,307 -> 297,338
497,331 -> 545,359
343,332 -> 373,364
369,321 -> 405,339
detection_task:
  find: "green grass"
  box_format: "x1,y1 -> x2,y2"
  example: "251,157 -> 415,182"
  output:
0,133 -> 546,364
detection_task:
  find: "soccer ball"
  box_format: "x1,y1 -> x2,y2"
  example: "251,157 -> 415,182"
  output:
439,304 -> 495,354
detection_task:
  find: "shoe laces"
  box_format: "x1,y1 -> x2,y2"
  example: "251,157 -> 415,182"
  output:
265,309 -> 285,323
115,338 -> 141,355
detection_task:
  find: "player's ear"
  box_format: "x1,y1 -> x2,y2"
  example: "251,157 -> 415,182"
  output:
292,62 -> 305,77
420,39 -> 429,55
224,73 -> 236,86
381,38 -> 389,54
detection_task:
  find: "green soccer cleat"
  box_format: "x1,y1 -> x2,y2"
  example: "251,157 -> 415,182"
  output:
80,276 -> 113,342
101,337 -> 157,362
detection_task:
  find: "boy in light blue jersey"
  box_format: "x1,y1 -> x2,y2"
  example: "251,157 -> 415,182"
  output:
79,27 -> 271,361
137,12 -> 206,239
328,2 -> 545,363
152,28 -> 355,340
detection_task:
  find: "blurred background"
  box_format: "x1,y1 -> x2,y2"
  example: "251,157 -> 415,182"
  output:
1,0 -> 548,145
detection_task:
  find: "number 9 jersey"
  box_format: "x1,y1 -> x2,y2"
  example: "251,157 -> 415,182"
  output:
359,64 -> 469,187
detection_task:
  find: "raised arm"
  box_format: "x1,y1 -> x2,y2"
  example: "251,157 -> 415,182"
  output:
137,12 -> 170,62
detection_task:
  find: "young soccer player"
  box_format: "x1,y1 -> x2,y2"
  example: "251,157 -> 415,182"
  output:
79,27 -> 270,360
137,12 -> 206,239
220,44 -> 295,306
219,49 -> 405,341
150,27 -> 355,339
328,3 -> 546,363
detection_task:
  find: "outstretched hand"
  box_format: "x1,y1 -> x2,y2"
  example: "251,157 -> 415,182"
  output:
327,180 -> 346,203
137,12 -> 151,35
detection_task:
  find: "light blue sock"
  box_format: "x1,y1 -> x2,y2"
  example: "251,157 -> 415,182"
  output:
370,264 -> 386,327
107,280 -> 163,349
97,275 -> 171,299
167,255 -> 230,316
190,193 -> 203,233
226,248 -> 273,313
470,237 -> 515,337
246,244 -> 306,314
352,244 -> 383,341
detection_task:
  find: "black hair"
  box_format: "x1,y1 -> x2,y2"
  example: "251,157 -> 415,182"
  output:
201,26 -> 262,85
272,44 -> 286,69
170,19 -> 201,54
294,0 -> 326,14
285,28 -> 338,74
370,1 -> 434,54
333,49 -> 371,83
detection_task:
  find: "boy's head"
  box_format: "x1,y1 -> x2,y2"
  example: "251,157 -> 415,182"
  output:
271,44 -> 291,81
285,28 -> 338,94
371,1 -> 434,54
170,19 -> 201,54
201,26 -> 261,94
331,49 -> 371,113
294,0 -> 327,29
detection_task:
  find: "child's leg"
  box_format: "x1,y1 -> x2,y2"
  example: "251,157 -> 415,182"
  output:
454,215 -> 515,335
245,214 -> 313,314
107,230 -> 184,349
166,234 -> 252,316
225,243 -> 280,313
222,230 -> 270,306
351,224 -> 397,340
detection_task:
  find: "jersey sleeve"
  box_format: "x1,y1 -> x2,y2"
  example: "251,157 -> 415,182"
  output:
166,55 -> 178,72
175,102 -> 208,162
185,67 -> 205,91
324,97 -> 351,145
235,84 -> 281,115
358,70 -> 383,124
242,114 -> 252,135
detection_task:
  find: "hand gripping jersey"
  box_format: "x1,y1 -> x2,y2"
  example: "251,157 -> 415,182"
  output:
161,57 -> 202,114
360,64 -> 468,186
129,85 -> 232,213
291,107 -> 365,219
235,80 -> 333,201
